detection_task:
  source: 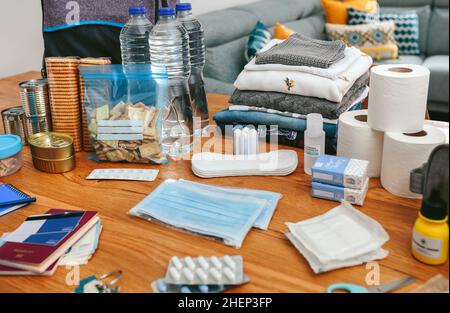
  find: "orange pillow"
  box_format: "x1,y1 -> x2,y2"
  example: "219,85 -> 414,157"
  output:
273,22 -> 296,40
321,0 -> 378,24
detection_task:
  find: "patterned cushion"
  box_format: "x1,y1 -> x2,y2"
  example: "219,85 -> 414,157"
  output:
347,8 -> 421,55
326,21 -> 398,60
245,21 -> 272,62
321,0 -> 379,24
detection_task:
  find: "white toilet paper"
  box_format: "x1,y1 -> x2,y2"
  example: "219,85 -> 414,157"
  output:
381,124 -> 446,199
425,120 -> 449,144
337,110 -> 384,178
368,64 -> 430,133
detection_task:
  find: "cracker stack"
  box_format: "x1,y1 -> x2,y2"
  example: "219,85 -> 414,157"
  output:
79,57 -> 112,152
46,57 -> 83,152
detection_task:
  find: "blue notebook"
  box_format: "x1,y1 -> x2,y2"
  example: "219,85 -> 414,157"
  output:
0,203 -> 29,217
0,184 -> 36,207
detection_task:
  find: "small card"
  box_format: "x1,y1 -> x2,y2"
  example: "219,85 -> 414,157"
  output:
86,169 -> 159,182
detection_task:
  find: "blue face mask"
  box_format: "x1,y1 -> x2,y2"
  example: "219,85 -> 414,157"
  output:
176,180 -> 282,230
130,179 -> 280,248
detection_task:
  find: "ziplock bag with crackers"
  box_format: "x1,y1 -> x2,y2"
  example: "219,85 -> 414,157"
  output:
80,65 -> 168,164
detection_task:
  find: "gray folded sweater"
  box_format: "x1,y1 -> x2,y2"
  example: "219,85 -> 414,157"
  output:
255,34 -> 347,68
229,73 -> 369,120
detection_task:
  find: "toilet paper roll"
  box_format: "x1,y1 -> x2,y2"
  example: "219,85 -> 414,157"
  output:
381,125 -> 446,199
368,64 -> 430,133
337,110 -> 384,178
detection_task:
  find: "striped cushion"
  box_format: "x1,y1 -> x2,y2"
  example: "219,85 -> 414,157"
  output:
347,8 -> 421,55
246,21 -> 272,62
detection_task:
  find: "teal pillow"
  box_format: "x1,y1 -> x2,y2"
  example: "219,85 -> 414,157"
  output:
347,8 -> 421,55
245,21 -> 272,62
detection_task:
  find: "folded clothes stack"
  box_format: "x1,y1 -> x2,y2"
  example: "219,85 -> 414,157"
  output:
214,34 -> 373,153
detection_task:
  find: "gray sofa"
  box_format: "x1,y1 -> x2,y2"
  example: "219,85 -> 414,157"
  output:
198,0 -> 449,121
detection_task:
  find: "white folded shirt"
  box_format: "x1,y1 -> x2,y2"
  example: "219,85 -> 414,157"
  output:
246,41 -> 363,80
235,54 -> 373,103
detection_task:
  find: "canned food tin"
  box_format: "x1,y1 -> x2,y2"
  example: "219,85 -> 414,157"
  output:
28,132 -> 75,173
31,154 -> 75,174
19,79 -> 51,117
1,106 -> 27,144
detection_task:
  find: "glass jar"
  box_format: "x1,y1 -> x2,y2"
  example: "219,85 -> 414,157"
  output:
0,135 -> 23,177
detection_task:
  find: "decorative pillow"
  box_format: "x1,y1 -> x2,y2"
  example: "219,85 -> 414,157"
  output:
321,0 -> 379,24
246,21 -> 272,62
273,22 -> 296,40
347,8 -> 421,55
326,21 -> 398,60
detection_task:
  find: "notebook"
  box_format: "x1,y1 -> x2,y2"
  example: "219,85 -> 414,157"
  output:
0,183 -> 36,207
0,209 -> 99,273
0,203 -> 29,217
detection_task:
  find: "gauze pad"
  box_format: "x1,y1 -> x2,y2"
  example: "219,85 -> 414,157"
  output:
286,202 -> 389,273
191,150 -> 298,178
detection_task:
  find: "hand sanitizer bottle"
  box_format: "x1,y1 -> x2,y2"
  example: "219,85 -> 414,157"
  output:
304,113 -> 325,175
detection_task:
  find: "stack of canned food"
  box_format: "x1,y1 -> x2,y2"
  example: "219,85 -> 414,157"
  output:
2,79 -> 53,145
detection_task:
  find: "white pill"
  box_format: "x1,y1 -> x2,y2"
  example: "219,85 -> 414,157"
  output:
224,267 -> 235,282
210,256 -> 222,269
196,268 -> 208,283
184,257 -> 196,270
183,268 -> 195,282
210,268 -> 222,282
223,255 -> 236,270
198,256 -> 210,270
170,268 -> 181,281
171,257 -> 183,270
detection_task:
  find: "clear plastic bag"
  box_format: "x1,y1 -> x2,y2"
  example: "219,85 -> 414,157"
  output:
80,65 -> 168,164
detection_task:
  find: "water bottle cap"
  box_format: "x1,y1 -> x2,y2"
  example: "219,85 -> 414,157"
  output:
159,7 -> 176,16
176,3 -> 192,11
129,6 -> 146,15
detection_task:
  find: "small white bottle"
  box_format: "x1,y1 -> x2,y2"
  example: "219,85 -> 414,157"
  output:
304,113 -> 325,175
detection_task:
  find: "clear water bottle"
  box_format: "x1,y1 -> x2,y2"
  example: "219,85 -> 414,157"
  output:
176,3 -> 209,136
150,7 -> 193,157
120,7 -> 153,64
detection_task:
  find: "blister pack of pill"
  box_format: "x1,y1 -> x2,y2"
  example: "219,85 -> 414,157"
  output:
164,256 -> 245,285
86,169 -> 159,182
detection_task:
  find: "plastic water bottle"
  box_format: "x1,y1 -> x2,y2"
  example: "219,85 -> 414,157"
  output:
120,7 -> 153,64
304,113 -> 326,175
176,3 -> 209,136
150,7 -> 193,157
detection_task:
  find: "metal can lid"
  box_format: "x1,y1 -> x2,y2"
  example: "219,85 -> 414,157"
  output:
28,132 -> 73,149
2,106 -> 25,118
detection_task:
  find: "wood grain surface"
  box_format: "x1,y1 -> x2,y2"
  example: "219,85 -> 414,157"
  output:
0,72 -> 448,293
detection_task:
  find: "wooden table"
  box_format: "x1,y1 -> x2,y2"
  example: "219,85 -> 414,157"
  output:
0,72 -> 448,293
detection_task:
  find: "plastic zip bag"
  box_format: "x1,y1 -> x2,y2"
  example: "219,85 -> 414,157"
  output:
80,65 -> 169,164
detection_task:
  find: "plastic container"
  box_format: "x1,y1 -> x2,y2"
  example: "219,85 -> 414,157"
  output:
176,3 -> 210,136
150,7 -> 193,157
120,7 -> 153,65
0,135 -> 23,177
304,113 -> 326,175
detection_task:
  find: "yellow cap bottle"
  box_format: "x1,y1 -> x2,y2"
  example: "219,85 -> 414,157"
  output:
412,190 -> 449,265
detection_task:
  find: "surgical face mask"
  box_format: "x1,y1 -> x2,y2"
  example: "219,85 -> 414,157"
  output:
177,180 -> 282,230
286,202 -> 389,273
130,179 -> 274,248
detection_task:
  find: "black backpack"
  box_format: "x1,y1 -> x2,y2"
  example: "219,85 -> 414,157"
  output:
41,0 -> 178,71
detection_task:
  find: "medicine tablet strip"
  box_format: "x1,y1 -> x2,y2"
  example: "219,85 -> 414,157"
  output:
164,255 -> 245,286
86,169 -> 159,182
